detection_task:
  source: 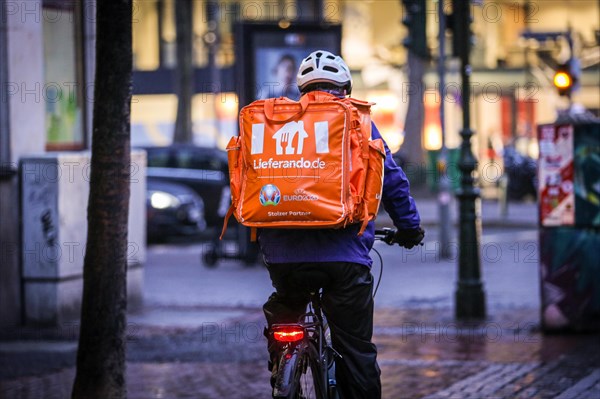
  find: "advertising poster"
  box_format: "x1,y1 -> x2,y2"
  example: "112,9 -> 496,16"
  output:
254,48 -> 305,101
252,31 -> 340,101
235,23 -> 341,107
538,124 -> 575,226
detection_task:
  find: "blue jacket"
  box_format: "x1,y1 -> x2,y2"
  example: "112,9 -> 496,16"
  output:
258,123 -> 421,267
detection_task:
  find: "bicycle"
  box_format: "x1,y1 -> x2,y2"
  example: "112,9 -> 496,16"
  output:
268,228 -> 400,399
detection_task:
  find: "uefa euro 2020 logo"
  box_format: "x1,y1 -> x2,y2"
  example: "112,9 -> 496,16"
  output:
259,184 -> 281,206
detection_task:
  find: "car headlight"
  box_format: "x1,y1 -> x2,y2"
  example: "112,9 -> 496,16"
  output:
149,191 -> 180,209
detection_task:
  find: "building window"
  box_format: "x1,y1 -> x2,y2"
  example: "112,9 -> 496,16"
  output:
43,0 -> 84,151
133,0 -> 161,70
133,0 -> 287,72
132,0 -> 175,71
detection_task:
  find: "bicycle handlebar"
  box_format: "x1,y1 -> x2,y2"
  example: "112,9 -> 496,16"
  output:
374,227 -> 424,247
374,228 -> 397,245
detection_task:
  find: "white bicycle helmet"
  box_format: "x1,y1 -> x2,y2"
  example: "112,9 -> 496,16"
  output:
297,50 -> 352,94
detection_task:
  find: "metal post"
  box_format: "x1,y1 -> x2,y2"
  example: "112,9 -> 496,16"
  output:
437,0 -> 452,259
0,0 -> 11,167
452,0 -> 486,320
565,29 -> 574,113
173,0 -> 194,143
205,0 -> 221,144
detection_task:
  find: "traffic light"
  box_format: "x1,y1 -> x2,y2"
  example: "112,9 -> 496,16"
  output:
449,0 -> 474,59
553,60 -> 578,97
553,67 -> 572,96
402,0 -> 429,59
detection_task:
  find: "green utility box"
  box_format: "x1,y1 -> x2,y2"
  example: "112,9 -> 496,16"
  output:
426,149 -> 461,193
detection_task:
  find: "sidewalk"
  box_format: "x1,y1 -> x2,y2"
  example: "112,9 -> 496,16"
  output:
2,307 -> 599,398
374,308 -> 600,399
378,195 -> 538,229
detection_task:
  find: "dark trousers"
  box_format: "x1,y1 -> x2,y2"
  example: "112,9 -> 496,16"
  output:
263,262 -> 381,399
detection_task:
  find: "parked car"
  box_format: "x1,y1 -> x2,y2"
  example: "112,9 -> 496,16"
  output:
146,180 -> 207,242
143,145 -> 231,228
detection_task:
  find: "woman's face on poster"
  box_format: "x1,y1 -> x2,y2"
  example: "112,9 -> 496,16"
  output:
275,58 -> 296,85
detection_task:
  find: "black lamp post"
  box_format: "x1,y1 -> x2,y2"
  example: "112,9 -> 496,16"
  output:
451,0 -> 486,320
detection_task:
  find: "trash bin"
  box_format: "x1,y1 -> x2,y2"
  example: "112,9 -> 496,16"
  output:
538,122 -> 600,331
426,148 -> 461,193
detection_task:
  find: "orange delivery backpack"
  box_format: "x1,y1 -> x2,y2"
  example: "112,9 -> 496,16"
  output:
221,91 -> 386,238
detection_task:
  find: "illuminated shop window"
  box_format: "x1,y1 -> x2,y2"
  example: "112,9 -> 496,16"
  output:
43,0 -> 84,150
132,0 -> 160,70
132,0 -> 175,70
132,0 -> 298,72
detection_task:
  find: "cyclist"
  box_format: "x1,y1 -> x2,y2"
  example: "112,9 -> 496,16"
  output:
260,50 -> 424,399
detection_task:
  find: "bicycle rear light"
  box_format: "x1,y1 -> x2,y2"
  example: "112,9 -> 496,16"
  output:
273,325 -> 305,342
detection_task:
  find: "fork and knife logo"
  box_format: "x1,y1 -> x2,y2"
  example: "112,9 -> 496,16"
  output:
251,121 -> 330,156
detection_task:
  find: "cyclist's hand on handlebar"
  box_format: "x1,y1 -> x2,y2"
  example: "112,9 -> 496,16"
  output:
393,227 -> 425,249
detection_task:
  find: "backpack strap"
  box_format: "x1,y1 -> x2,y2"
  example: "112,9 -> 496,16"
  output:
264,95 -> 310,123
358,201 -> 370,236
219,204 -> 235,240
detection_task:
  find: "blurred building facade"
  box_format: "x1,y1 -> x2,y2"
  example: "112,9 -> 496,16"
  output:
0,0 -> 146,326
130,0 -> 599,192
2,0 -> 598,326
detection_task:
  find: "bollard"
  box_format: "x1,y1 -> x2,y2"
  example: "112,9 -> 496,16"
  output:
498,175 -> 508,218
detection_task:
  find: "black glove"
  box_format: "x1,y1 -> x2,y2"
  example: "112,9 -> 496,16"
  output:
394,227 -> 425,249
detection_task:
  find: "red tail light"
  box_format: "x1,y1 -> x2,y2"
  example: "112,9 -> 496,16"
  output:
273,325 -> 305,342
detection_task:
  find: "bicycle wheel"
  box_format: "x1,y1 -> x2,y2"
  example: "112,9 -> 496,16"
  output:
273,342 -> 327,399
325,357 -> 339,399
272,344 -> 303,398
323,330 -> 339,399
296,353 -> 317,398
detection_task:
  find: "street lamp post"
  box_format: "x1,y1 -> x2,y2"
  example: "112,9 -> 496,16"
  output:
437,0 -> 452,259
452,0 -> 486,320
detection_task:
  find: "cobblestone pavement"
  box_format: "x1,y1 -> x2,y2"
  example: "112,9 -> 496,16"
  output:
2,307 -> 599,399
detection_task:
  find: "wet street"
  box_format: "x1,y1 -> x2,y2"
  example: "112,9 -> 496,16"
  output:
2,222 -> 600,398
2,307 -> 599,398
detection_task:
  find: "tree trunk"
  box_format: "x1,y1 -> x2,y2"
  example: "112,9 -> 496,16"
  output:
71,1 -> 132,398
399,51 -> 427,185
173,0 -> 194,144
